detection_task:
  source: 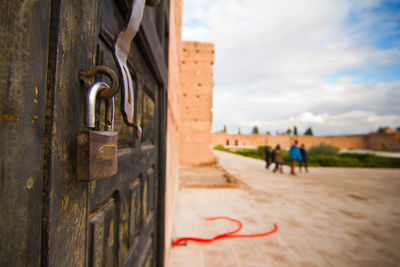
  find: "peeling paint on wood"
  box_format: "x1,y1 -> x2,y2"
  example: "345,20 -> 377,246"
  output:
0,114 -> 20,121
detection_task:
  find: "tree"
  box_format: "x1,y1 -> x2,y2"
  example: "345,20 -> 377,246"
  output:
377,126 -> 389,133
304,127 -> 314,136
286,128 -> 292,135
222,125 -> 227,133
266,131 -> 271,135
238,127 -> 241,134
293,126 -> 298,136
252,126 -> 259,134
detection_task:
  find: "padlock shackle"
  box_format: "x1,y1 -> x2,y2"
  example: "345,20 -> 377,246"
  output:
85,81 -> 115,130
105,97 -> 114,132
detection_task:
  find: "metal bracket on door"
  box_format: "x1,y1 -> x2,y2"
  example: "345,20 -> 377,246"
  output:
80,0 -> 162,138
113,0 -> 162,138
113,0 -> 146,138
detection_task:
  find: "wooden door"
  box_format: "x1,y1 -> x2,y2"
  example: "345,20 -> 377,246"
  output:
0,0 -> 168,266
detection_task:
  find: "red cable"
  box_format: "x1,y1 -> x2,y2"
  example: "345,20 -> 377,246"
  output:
172,217 -> 242,246
173,216 -> 278,247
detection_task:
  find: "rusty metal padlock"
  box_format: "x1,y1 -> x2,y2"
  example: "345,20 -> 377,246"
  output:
76,82 -> 118,181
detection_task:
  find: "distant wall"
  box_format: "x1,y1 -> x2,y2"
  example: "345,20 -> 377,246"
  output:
212,133 -> 270,147
179,41 -> 215,165
367,132 -> 400,151
211,132 -> 400,151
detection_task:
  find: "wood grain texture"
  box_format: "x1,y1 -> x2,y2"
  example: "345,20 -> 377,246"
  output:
42,0 -> 97,266
0,1 -> 50,266
0,0 -> 169,266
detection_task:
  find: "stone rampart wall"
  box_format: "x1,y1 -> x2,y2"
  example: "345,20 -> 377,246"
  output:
211,132 -> 400,151
366,132 -> 400,151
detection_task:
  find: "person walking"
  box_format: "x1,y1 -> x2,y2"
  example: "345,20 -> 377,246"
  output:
272,144 -> 284,173
299,144 -> 308,172
289,140 -> 302,175
264,146 -> 271,169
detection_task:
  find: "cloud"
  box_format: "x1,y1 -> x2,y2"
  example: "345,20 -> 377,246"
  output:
232,110 -> 400,136
182,0 -> 400,135
213,79 -> 400,135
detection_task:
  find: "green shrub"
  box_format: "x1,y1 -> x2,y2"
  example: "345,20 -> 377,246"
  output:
257,146 -> 266,158
216,146 -> 400,168
340,153 -> 400,168
308,155 -> 362,167
235,147 -> 264,160
307,143 -> 340,156
213,145 -> 230,152
282,150 -> 290,165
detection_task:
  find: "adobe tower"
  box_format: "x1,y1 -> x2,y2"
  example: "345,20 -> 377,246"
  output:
179,41 -> 215,165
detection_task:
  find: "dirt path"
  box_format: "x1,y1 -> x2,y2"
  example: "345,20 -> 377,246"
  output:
170,150 -> 400,266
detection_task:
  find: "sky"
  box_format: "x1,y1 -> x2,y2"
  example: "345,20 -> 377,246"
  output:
181,0 -> 400,136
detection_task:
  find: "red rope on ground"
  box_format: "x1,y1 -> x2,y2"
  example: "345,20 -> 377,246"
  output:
172,216 -> 278,247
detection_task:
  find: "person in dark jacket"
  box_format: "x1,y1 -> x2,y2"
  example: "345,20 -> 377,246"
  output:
264,146 -> 271,169
272,144 -> 284,173
289,140 -> 302,175
299,144 -> 308,172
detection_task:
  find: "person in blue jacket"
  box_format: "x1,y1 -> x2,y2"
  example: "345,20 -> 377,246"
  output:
289,140 -> 302,175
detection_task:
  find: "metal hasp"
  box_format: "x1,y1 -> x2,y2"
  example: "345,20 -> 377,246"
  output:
76,80 -> 118,181
113,0 -> 148,138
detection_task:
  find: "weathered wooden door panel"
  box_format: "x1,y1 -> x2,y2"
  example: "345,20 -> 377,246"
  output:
42,1 -> 98,266
86,1 -> 166,266
1,0 -> 168,265
45,0 -> 168,266
0,1 -> 51,266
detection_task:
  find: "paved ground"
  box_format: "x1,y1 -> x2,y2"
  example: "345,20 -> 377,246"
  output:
169,150 -> 400,267
179,165 -> 244,189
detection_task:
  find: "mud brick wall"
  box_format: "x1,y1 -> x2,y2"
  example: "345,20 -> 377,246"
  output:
212,132 -> 400,151
366,132 -> 400,151
165,0 -> 183,264
179,41 -> 215,165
